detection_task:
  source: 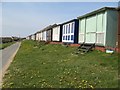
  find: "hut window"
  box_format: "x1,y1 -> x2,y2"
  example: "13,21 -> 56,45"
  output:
71,23 -> 74,33
68,24 -> 70,33
63,26 -> 65,34
66,36 -> 68,40
63,36 -> 65,40
66,25 -> 68,34
71,35 -> 74,40
68,35 -> 70,40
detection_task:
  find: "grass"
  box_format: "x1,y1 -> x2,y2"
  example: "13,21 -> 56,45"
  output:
2,40 -> 119,88
0,42 -> 15,50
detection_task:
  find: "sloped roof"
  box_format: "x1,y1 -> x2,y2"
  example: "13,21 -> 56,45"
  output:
62,19 -> 77,25
36,24 -> 57,33
77,7 -> 117,19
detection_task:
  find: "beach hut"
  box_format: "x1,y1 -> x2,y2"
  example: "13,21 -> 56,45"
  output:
39,31 -> 43,41
26,35 -> 32,40
41,24 -> 57,42
77,7 -> 118,50
36,31 -> 42,41
52,24 -> 62,42
34,33 -> 37,41
31,34 -> 36,40
36,32 -> 39,41
46,24 -> 57,41
62,19 -> 79,44
26,36 -> 30,40
42,29 -> 47,41
28,35 -> 32,40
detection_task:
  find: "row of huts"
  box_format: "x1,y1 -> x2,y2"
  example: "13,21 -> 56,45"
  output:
26,7 -> 120,52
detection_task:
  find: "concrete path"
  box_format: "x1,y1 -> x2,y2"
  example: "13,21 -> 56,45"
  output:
0,42 -> 21,87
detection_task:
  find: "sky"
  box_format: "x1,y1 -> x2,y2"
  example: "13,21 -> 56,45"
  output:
1,2 -> 119,38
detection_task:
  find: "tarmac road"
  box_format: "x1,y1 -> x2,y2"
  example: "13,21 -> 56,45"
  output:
0,42 -> 21,86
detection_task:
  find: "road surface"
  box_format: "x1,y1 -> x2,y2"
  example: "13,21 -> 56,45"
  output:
0,42 -> 21,87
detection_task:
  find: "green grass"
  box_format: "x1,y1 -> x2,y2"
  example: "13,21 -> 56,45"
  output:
2,40 -> 118,88
0,42 -> 15,50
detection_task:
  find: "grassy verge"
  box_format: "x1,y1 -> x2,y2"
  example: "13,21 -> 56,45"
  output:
2,40 -> 118,88
0,42 -> 15,50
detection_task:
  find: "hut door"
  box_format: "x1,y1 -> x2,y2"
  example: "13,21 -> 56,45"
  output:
79,19 -> 85,43
85,15 -> 96,43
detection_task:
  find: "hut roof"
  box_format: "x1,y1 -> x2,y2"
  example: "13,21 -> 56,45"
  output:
62,19 -> 77,25
77,7 -> 117,19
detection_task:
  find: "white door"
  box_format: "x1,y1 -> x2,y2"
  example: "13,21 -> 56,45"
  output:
85,15 -> 96,43
79,19 -> 85,43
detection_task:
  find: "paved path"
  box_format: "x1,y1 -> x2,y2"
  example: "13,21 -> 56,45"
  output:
0,42 -> 21,87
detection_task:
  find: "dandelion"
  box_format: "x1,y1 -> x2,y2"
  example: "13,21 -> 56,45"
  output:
84,83 -> 87,86
2,85 -> 4,88
30,76 -> 33,79
74,77 -> 77,80
76,72 -> 79,74
43,63 -> 46,64
64,60 -> 67,62
65,68 -> 67,70
22,83 -> 25,86
43,82 -> 46,84
41,84 -> 44,88
59,82 -> 62,85
67,72 -> 70,74
89,85 -> 94,89
60,76 -> 64,79
59,79 -> 62,82
9,82 -> 14,86
38,75 -> 40,78
78,85 -> 81,88
42,79 -> 45,82
37,71 -> 39,73
33,84 -> 36,87
67,83 -> 70,86
39,81 -> 42,83
82,80 -> 85,82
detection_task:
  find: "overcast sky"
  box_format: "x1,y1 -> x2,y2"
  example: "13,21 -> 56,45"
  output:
1,2 -> 119,37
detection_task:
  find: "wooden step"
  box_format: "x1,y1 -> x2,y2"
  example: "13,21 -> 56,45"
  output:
78,48 -> 89,52
81,46 -> 91,49
75,43 -> 95,54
